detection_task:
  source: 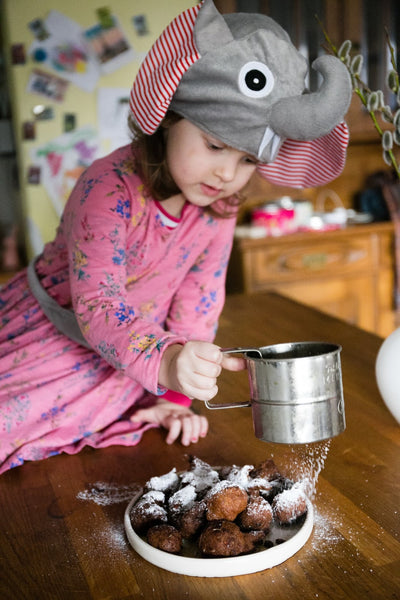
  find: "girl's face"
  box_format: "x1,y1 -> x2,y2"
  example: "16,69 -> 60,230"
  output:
165,119 -> 258,207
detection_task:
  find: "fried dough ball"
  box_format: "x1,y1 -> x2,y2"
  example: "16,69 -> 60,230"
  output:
237,496 -> 273,531
130,491 -> 167,534
223,464 -> 253,488
206,482 -> 248,521
246,529 -> 267,545
168,484 -> 197,524
199,520 -> 258,557
181,456 -> 220,495
147,524 -> 182,554
272,485 -> 308,525
179,500 -> 207,539
250,459 -> 282,481
247,477 -> 276,499
144,468 -> 179,494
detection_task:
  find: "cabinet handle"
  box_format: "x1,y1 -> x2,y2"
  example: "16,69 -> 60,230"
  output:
302,253 -> 327,269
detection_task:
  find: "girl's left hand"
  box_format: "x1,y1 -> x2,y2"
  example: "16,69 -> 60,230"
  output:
130,398 -> 209,446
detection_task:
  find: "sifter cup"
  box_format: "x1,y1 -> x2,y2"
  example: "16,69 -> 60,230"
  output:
206,341 -> 345,444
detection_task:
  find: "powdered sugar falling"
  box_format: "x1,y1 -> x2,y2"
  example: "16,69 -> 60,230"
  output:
270,440 -> 332,499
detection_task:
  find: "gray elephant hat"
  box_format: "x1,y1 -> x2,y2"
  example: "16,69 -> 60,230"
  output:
129,0 -> 352,188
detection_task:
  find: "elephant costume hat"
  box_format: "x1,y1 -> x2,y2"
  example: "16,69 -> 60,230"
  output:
129,0 -> 352,188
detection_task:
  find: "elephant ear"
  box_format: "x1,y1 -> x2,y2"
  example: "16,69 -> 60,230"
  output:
257,121 -> 349,188
129,3 -> 202,134
192,0 -> 233,52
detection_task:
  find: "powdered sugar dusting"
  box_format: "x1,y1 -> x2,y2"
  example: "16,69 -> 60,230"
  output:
180,457 -> 219,493
135,493 -> 168,520
226,464 -> 253,488
141,490 -> 165,503
274,483 -> 305,507
146,468 -> 179,493
97,522 -> 130,554
206,479 -> 246,498
77,481 -> 142,506
168,484 -> 196,513
248,496 -> 272,517
310,508 -> 342,552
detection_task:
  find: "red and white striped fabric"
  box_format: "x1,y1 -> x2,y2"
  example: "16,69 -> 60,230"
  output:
258,122 -> 350,188
129,3 -> 201,134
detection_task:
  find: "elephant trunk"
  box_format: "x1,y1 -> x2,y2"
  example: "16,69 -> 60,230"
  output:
269,55 -> 352,141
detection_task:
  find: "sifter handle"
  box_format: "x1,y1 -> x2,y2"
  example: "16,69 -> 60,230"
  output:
205,399 -> 251,410
220,346 -> 262,357
205,347 -> 257,410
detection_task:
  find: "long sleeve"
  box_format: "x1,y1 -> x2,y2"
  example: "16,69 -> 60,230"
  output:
63,154 -> 187,396
165,215 -> 236,341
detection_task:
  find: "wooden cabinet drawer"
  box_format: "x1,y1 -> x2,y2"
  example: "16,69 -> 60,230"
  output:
248,237 -> 373,286
226,223 -> 395,336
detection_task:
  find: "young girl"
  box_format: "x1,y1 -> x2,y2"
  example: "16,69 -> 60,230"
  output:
0,0 -> 352,474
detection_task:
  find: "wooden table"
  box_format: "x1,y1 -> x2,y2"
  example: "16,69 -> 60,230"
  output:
1,293 -> 399,599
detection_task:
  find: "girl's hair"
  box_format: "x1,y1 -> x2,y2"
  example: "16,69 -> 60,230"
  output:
128,112 -> 245,218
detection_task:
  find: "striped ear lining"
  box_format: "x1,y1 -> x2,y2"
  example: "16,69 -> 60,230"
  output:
257,122 -> 350,188
129,4 -> 201,134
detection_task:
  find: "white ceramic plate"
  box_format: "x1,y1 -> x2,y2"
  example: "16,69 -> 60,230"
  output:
124,491 -> 313,577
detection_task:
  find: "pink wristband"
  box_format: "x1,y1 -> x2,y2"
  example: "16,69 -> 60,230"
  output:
162,389 -> 192,407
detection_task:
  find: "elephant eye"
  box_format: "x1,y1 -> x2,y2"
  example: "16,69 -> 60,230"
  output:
238,61 -> 274,98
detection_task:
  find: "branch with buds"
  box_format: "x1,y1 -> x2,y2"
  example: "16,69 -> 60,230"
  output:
317,17 -> 400,180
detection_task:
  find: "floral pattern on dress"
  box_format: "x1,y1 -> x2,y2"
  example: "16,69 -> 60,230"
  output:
131,184 -> 147,226
114,302 -> 135,326
127,332 -> 167,358
1,394 -> 31,434
72,245 -> 90,281
80,175 -> 104,206
96,341 -> 126,369
195,289 -> 218,316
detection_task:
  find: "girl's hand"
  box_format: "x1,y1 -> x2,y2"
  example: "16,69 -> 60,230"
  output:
130,398 -> 209,446
158,341 -> 246,401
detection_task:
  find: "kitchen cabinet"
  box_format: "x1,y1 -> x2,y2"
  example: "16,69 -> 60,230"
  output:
227,222 -> 395,336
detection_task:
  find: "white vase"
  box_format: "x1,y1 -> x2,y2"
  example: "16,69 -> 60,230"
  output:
376,327 -> 400,424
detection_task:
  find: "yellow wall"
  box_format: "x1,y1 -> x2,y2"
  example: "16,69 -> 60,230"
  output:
2,0 -> 193,257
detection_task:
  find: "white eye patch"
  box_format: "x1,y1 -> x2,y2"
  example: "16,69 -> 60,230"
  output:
238,61 -> 274,98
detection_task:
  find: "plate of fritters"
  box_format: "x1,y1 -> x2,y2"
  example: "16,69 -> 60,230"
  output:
124,456 -> 313,577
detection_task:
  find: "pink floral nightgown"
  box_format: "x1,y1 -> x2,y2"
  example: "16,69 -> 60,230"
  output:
0,145 -> 237,474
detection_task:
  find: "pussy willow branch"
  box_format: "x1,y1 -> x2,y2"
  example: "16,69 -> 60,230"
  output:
386,27 -> 398,76
316,16 -> 400,180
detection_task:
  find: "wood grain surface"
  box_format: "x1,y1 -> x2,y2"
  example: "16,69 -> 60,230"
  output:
1,292 -> 399,599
